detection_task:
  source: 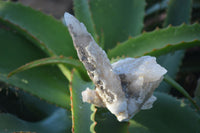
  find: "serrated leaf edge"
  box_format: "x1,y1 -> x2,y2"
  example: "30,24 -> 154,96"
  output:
69,70 -> 75,133
144,39 -> 200,56
108,23 -> 200,58
0,73 -> 68,109
7,56 -> 84,77
90,105 -> 97,133
0,17 -> 55,57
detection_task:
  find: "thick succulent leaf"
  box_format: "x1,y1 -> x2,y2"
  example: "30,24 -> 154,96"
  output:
18,90 -> 60,120
157,0 -> 192,92
0,109 -> 71,133
129,120 -> 150,133
0,86 -> 59,121
0,29 -> 70,109
8,56 -> 85,78
89,0 -> 145,50
164,0 -> 192,26
164,75 -> 199,110
73,0 -> 97,40
94,92 -> 200,133
156,51 -> 184,92
70,70 -> 95,133
0,1 -> 76,58
108,24 -> 200,58
95,108 -> 128,133
90,105 -> 97,133
128,92 -> 200,133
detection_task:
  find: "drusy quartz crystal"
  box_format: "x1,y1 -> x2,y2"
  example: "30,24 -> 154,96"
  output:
64,12 -> 167,122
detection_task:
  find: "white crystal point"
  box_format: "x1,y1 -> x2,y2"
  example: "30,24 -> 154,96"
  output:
64,12 -> 167,122
65,12 -> 128,121
64,12 -> 87,36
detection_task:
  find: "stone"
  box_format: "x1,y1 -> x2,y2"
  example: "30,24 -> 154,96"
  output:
64,12 -> 167,121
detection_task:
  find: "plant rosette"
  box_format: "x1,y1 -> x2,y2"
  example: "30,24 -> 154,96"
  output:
64,12 -> 167,122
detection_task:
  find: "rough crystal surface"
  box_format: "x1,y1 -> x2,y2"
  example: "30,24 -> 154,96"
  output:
112,57 -> 167,120
64,12 -> 167,121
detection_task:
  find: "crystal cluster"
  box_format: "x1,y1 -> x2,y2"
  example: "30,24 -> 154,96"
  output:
64,12 -> 167,121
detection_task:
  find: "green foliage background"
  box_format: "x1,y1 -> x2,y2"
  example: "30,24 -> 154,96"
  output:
0,0 -> 200,132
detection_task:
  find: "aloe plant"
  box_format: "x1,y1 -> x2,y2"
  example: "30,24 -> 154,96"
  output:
0,0 -> 200,133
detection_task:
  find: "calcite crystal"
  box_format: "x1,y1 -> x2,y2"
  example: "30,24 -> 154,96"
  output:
64,12 -> 167,121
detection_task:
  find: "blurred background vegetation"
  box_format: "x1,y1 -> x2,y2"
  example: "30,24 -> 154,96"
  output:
0,0 -> 200,132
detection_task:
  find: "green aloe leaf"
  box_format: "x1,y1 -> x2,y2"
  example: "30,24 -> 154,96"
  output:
73,0 -> 97,40
95,108 -> 129,133
164,75 -> 199,110
92,93 -> 200,133
0,109 -> 71,133
156,51 -> 184,92
157,0 -> 192,92
70,70 -> 95,133
17,90 -> 59,120
0,1 -> 76,58
164,0 -> 191,26
128,92 -> 200,133
8,56 -> 85,78
89,0 -> 145,50
0,85 -> 59,121
108,24 -> 200,58
0,28 -> 70,109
